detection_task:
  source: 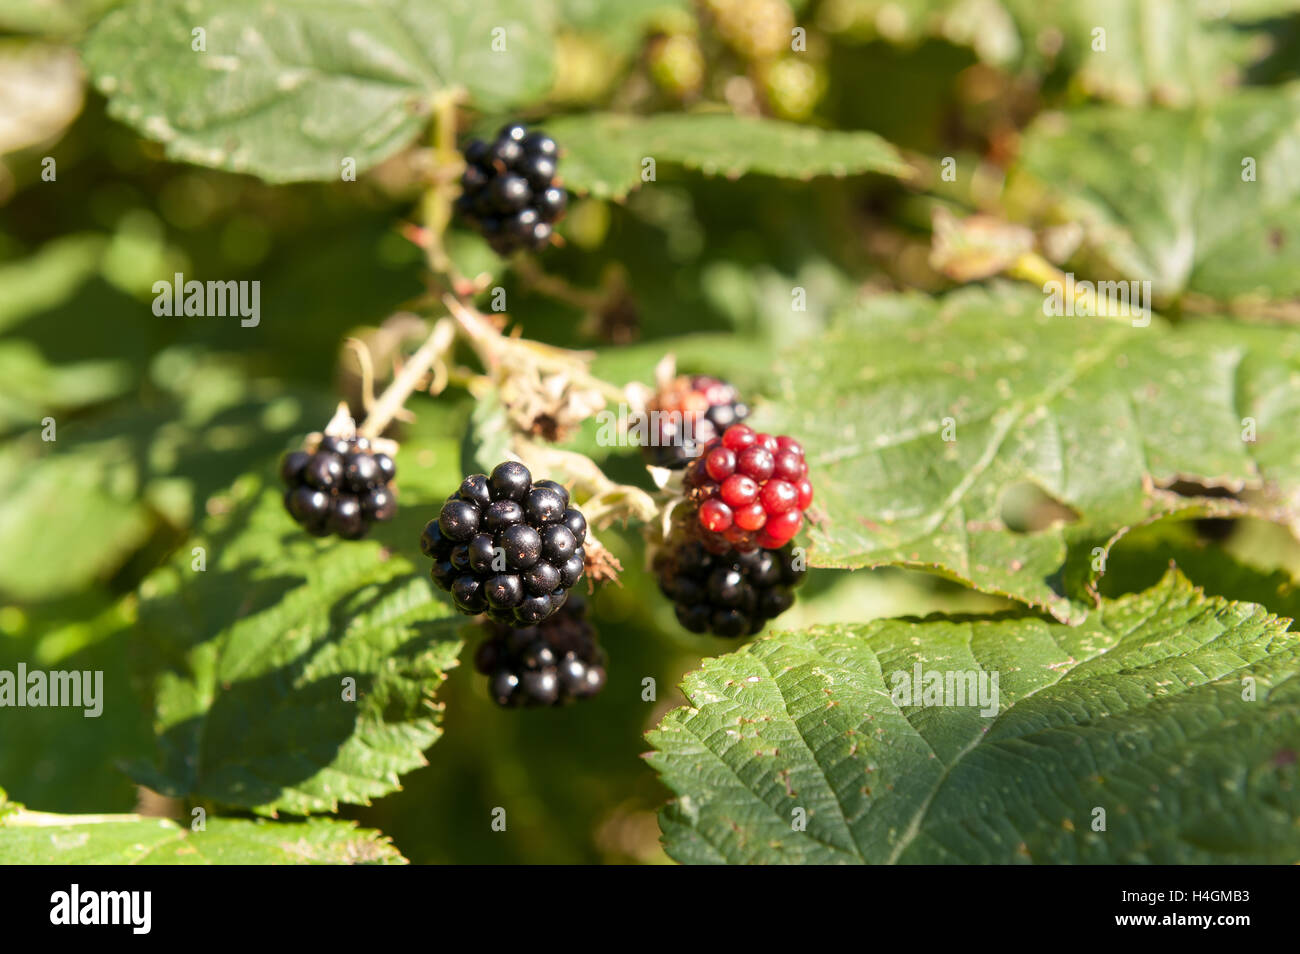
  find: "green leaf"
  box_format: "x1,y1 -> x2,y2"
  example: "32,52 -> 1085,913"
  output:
829,0 -> 1300,105
647,572 -> 1300,864
0,0 -> 121,36
556,0 -> 686,40
1013,83 -> 1300,303
460,385 -> 517,477
757,284 -> 1300,622
0,340 -> 133,429
590,333 -> 781,392
1005,0 -> 1300,107
1098,520 -> 1300,622
82,0 -> 556,182
128,467 -> 464,816
0,234 -> 105,334
0,593 -> 154,814
0,436 -> 156,603
548,113 -> 912,200
819,0 -> 1024,66
0,801 -> 405,863
0,348 -> 332,602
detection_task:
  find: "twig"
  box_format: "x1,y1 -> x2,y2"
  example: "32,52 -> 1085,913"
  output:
512,254 -> 614,312
442,294 -> 628,405
419,88 -> 468,282
357,318 -> 456,439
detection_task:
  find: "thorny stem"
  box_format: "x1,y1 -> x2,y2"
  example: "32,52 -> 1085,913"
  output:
357,318 -> 456,439
511,254 -> 625,315
418,88 -> 467,279
352,95 -> 656,542
442,294 -> 628,405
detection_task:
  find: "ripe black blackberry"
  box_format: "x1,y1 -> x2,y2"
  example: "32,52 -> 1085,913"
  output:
281,436 -> 397,540
654,540 -> 806,638
421,461 -> 587,625
474,594 -> 606,707
456,123 -> 567,256
641,374 -> 750,469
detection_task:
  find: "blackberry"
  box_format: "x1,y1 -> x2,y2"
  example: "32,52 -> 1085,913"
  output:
422,462 -> 586,625
640,374 -> 750,469
281,436 -> 397,540
684,424 -> 812,551
457,123 -> 567,256
655,540 -> 806,638
474,594 -> 606,707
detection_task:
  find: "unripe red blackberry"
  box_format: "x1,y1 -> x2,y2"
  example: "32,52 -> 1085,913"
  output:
422,463 -> 586,625
684,424 -> 811,551
640,374 -> 750,469
281,436 -> 397,540
474,594 -> 606,707
456,123 -> 567,256
654,540 -> 806,637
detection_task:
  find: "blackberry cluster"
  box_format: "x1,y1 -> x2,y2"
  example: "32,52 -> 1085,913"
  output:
684,423 -> 812,552
640,374 -> 750,469
655,540 -> 806,637
474,595 -> 606,707
456,123 -> 567,255
421,461 -> 586,625
281,437 -> 396,540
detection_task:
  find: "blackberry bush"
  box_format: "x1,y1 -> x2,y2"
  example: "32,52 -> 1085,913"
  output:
474,595 -> 606,707
281,436 -> 397,540
640,374 -> 750,469
655,539 -> 806,637
37,0 -> 1300,874
683,423 -> 812,551
421,461 -> 587,625
456,122 -> 567,255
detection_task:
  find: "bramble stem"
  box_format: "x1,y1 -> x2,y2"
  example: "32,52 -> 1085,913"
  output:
357,318 -> 455,439
512,254 -> 614,312
347,94 -> 652,545
419,88 -> 467,279
442,294 -> 628,405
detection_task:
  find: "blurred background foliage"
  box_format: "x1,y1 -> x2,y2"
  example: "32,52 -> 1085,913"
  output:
3,0 -> 1300,863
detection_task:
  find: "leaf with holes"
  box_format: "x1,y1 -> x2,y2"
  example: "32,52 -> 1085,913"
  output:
754,284 -> 1300,622
82,0 -> 555,182
127,473 -> 463,816
548,113 -> 911,200
1012,82 -> 1300,305
647,572 -> 1300,864
1097,520 -> 1300,622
